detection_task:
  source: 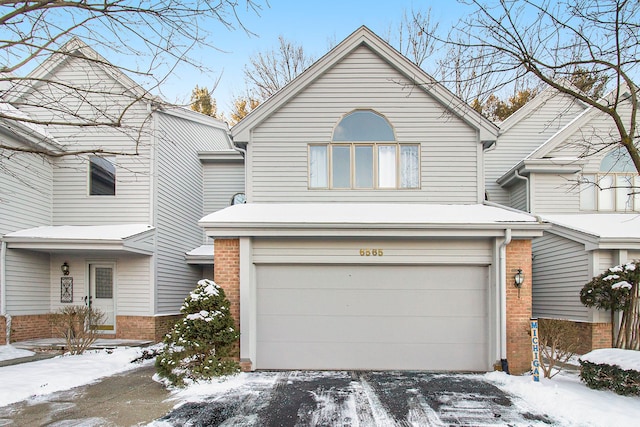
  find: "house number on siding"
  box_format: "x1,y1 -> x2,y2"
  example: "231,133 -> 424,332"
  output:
360,249 -> 383,256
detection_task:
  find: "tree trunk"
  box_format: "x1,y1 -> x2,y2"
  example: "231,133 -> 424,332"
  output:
617,283 -> 640,350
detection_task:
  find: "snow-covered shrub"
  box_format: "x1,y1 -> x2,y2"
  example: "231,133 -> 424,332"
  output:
538,318 -> 581,378
49,305 -> 106,355
580,349 -> 640,395
156,279 -> 240,386
580,260 -> 639,349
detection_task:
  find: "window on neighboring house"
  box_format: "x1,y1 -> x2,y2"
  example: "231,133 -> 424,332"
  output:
580,146 -> 639,211
309,110 -> 420,189
89,156 -> 116,196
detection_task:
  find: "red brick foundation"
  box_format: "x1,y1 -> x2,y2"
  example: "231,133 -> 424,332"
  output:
506,240 -> 533,375
116,315 -> 182,342
214,238 -> 243,369
0,316 -> 6,345
9,314 -> 53,343
541,319 -> 613,354
5,313 -> 181,344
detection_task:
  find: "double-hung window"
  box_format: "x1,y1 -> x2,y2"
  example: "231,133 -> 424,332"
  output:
309,110 -> 420,189
580,147 -> 639,211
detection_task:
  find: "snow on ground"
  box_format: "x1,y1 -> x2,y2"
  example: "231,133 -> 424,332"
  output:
1,345 -> 640,426
0,345 -> 34,362
0,346 -> 152,407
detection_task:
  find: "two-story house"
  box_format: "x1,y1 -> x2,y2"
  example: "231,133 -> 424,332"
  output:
200,27 -> 546,374
0,39 -> 242,344
486,86 -> 640,351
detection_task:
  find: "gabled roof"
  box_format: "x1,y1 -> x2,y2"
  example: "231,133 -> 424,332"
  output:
158,107 -> 236,152
2,224 -> 155,255
498,84 -> 587,134
5,37 -> 150,104
0,102 -> 62,152
231,26 -> 499,143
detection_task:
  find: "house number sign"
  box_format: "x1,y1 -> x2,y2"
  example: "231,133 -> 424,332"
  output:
359,249 -> 384,256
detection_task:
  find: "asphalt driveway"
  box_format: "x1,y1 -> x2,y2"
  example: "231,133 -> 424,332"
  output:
159,371 -> 555,426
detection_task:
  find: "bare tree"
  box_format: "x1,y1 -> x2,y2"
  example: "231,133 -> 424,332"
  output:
450,0 -> 640,174
243,35 -> 314,102
0,0 -> 264,156
385,8 -> 440,68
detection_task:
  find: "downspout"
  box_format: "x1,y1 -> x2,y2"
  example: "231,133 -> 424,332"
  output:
1,241 -> 10,344
513,169 -> 530,212
499,228 -> 512,373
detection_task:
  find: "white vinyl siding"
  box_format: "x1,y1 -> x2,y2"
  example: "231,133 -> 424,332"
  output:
0,139 -> 53,234
248,46 -> 480,203
532,173 -> 581,214
509,181 -> 527,212
532,232 -> 590,321
154,112 -> 222,313
628,251 -> 640,261
485,91 -> 585,206
5,250 -> 51,314
202,162 -> 245,214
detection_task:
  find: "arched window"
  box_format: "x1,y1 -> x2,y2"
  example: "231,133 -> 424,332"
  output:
309,110 -> 419,189
580,146 -> 638,211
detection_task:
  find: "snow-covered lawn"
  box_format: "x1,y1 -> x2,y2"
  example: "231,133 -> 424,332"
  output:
0,345 -> 152,407
1,344 -> 639,426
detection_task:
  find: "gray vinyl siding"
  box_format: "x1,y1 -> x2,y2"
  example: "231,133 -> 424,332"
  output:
598,250 -> 615,274
532,173 -> 581,214
154,112 -> 222,313
248,45 -> 480,204
203,162 -> 245,214
0,138 -> 53,234
509,181 -> 527,211
5,249 -> 51,315
486,92 -> 584,205
252,238 -> 492,265
532,232 -> 590,321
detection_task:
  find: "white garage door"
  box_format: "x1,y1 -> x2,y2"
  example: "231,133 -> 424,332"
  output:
256,264 -> 489,371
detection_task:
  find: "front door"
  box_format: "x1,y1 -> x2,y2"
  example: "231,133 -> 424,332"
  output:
88,263 -> 115,332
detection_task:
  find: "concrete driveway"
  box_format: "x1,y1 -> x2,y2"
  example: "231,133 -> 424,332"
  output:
159,371 -> 554,426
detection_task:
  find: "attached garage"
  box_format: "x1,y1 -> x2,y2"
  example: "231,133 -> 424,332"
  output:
256,264 -> 489,371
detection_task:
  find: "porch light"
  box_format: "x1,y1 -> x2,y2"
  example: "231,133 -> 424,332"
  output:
514,268 -> 524,288
61,262 -> 70,276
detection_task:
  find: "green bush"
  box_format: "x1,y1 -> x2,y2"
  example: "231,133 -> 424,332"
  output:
156,279 -> 240,386
580,360 -> 640,396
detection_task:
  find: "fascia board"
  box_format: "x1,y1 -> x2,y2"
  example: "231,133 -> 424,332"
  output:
497,159 -> 585,186
231,26 -> 498,143
160,107 -> 230,130
198,150 -> 244,163
528,107 -> 599,160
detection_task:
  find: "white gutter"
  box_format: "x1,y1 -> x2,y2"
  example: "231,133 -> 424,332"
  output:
1,240 -> 9,344
499,228 -> 512,372
513,169 -> 530,212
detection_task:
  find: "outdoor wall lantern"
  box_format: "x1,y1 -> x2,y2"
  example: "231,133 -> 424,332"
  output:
514,268 -> 524,288
61,262 -> 70,276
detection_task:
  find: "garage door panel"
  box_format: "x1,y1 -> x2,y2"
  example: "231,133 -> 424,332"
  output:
258,315 -> 486,344
258,342 -> 487,371
256,264 -> 489,371
257,265 -> 486,291
258,289 -> 486,317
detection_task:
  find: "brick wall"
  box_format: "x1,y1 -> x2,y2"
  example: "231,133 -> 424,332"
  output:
116,315 -> 182,342
9,314 -> 53,342
506,239 -> 533,374
547,319 -> 612,354
214,238 -> 242,367
0,316 -> 5,345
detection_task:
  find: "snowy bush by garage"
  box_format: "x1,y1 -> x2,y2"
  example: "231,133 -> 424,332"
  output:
156,279 -> 240,386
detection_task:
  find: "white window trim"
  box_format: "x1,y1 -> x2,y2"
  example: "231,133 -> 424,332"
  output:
308,143 -> 420,190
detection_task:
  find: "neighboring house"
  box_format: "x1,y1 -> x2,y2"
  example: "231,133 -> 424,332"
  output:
0,39 -> 238,344
487,86 -> 640,351
200,27 -> 546,374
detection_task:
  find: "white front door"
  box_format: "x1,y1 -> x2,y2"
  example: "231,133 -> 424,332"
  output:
89,263 -> 115,332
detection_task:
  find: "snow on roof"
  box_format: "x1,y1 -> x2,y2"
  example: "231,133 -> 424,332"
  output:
186,244 -> 215,257
0,102 -> 57,141
4,224 -> 154,240
542,214 -> 640,239
200,203 -> 539,226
